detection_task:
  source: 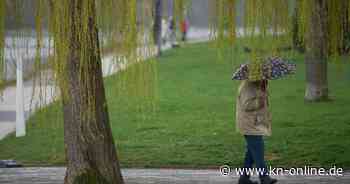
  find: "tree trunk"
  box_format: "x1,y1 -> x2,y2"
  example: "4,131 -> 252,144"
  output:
341,0 -> 350,54
62,0 -> 124,183
153,0 -> 163,56
305,0 -> 329,102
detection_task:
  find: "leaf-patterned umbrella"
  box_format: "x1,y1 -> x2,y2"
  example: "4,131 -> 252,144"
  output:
232,57 -> 296,81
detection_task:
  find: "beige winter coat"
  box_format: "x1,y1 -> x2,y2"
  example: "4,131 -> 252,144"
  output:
235,81 -> 272,136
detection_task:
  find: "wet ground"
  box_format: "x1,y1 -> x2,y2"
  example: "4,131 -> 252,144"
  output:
0,167 -> 349,184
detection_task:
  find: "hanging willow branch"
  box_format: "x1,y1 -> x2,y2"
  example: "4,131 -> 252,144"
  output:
327,1 -> 343,57
5,0 -> 349,112
208,0 -> 237,64
210,0 -> 291,80
297,0 -> 349,58
44,0 -> 159,117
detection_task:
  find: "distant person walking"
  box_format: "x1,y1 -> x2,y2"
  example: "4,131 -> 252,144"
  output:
180,19 -> 189,42
232,57 -> 296,184
168,17 -> 178,48
161,18 -> 168,44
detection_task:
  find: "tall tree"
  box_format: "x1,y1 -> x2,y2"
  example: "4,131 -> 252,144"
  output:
304,0 -> 329,101
153,0 -> 163,56
340,0 -> 350,54
50,0 -> 124,183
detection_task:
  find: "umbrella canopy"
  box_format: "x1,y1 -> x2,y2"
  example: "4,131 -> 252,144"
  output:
232,57 -> 296,81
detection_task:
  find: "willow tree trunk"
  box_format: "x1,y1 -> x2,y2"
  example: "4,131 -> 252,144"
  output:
153,0 -> 163,56
62,0 -> 124,183
305,0 -> 328,101
341,0 -> 350,54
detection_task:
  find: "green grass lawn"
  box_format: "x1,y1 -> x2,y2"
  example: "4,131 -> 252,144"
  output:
1,42 -> 350,169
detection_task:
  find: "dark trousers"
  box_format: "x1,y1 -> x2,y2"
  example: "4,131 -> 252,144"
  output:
243,135 -> 268,177
182,31 -> 187,41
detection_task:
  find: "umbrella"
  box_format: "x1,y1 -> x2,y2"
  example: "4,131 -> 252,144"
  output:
232,56 -> 296,81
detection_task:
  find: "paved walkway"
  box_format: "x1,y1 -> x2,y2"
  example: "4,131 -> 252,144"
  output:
0,167 -> 349,184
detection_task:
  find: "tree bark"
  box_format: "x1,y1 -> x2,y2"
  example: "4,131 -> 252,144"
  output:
341,0 -> 350,54
305,0 -> 329,102
62,0 -> 124,183
153,0 -> 163,56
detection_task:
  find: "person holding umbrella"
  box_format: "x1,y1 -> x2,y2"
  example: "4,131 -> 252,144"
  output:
232,57 -> 296,184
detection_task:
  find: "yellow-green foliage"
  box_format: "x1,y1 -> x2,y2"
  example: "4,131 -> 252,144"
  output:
244,0 -> 291,54
210,0 -> 291,80
210,0 -> 348,80
48,0 -> 70,99
208,0 -> 237,63
244,0 -> 291,80
3,0 -> 349,109
100,0 -> 157,109
297,0 -> 348,58
46,0 -> 159,116
295,0 -> 309,48
173,0 -> 189,28
327,0 -> 343,57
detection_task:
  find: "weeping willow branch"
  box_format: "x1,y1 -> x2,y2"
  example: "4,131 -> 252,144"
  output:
210,0 -> 291,80
297,0 -> 349,58
209,0 -> 237,64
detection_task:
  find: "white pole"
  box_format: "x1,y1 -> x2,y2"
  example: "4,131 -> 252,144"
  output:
16,57 -> 25,137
